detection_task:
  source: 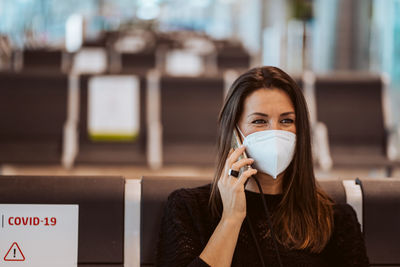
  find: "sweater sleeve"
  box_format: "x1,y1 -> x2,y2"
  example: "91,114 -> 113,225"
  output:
156,189 -> 211,267
324,204 -> 369,267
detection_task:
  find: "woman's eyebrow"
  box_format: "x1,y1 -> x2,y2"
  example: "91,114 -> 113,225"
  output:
280,111 -> 295,116
247,112 -> 269,118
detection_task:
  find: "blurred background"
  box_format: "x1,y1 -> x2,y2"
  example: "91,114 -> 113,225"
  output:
0,0 -> 399,179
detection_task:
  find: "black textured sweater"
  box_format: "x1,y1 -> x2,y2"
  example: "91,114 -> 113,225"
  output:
157,184 -> 369,267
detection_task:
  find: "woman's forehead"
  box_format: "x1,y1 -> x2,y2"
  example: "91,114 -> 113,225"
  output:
242,88 -> 295,115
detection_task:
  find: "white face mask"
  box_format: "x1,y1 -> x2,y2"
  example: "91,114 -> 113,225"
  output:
238,129 -> 296,179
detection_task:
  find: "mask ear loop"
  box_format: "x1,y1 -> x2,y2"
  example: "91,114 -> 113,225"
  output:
236,125 -> 246,140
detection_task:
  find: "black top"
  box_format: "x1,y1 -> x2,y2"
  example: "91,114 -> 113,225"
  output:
156,184 -> 369,267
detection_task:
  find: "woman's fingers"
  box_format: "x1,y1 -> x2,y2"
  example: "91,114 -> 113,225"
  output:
230,158 -> 254,173
218,146 -> 258,222
226,145 -> 247,167
237,167 -> 257,185
221,148 -> 235,181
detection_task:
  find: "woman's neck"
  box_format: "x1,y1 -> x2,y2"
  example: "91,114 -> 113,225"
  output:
245,171 -> 283,195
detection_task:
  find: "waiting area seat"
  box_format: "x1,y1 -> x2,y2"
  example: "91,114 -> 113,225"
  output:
0,175 -> 398,266
21,49 -> 72,73
0,71 -> 69,164
357,177 -> 400,265
3,46 -> 400,174
0,175 -> 126,267
215,42 -> 250,71
313,73 -> 396,174
118,50 -> 157,75
140,176 -> 400,266
160,76 -> 224,166
75,74 -> 147,165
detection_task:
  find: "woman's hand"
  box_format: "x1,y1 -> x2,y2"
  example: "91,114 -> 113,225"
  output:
218,145 -> 258,223
199,145 -> 257,266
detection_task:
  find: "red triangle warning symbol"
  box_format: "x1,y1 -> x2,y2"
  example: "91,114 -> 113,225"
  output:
4,242 -> 25,261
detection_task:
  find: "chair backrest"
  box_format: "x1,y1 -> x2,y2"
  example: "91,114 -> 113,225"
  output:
120,50 -> 156,74
317,179 -> 347,204
314,74 -> 385,148
160,76 -> 223,165
0,71 -> 68,163
291,74 -> 303,92
215,44 -> 250,70
160,76 -> 223,144
0,175 -> 125,266
22,49 -> 65,72
140,176 -> 347,266
76,74 -> 147,164
140,176 -> 212,266
357,177 -> 400,265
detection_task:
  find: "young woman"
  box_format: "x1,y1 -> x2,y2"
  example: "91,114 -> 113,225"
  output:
156,66 -> 369,266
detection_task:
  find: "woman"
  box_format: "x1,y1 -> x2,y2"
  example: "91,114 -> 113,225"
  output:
156,66 -> 369,266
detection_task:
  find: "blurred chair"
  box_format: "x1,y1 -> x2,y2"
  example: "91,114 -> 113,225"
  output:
74,74 -> 147,165
82,31 -> 112,48
215,42 -> 250,72
159,75 -> 224,166
112,32 -> 157,75
357,177 -> 400,266
71,47 -> 108,74
140,176 -> 349,266
0,35 -> 13,71
164,49 -> 205,77
0,71 -> 68,164
21,49 -> 72,73
291,74 -> 303,91
312,73 -> 398,175
117,50 -> 157,76
0,175 -> 126,266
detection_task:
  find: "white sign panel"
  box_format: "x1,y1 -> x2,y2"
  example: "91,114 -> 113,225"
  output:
88,75 -> 140,141
72,48 -> 107,74
0,205 -> 79,267
166,50 -> 204,76
115,36 -> 146,53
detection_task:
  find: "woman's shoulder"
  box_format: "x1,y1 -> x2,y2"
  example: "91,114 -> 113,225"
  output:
163,183 -> 215,229
330,203 -> 364,243
168,183 -> 212,200
323,203 -> 369,264
166,183 -> 212,211
332,203 -> 359,224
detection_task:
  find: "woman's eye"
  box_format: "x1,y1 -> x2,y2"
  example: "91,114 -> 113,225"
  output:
281,118 -> 294,124
252,119 -> 267,124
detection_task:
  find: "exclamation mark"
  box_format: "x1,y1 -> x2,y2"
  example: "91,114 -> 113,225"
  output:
13,248 -> 16,258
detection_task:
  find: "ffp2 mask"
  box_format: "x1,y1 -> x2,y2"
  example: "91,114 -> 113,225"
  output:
239,129 -> 296,179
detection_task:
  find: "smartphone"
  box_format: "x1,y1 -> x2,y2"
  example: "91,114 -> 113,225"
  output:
231,127 -> 249,177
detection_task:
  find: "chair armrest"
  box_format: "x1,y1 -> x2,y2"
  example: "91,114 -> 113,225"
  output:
312,121 -> 333,171
387,125 -> 400,161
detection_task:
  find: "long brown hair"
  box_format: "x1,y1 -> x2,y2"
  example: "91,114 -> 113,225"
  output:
209,66 -> 333,253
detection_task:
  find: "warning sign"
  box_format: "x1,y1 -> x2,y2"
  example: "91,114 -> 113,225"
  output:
4,242 -> 25,261
0,204 -> 78,266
